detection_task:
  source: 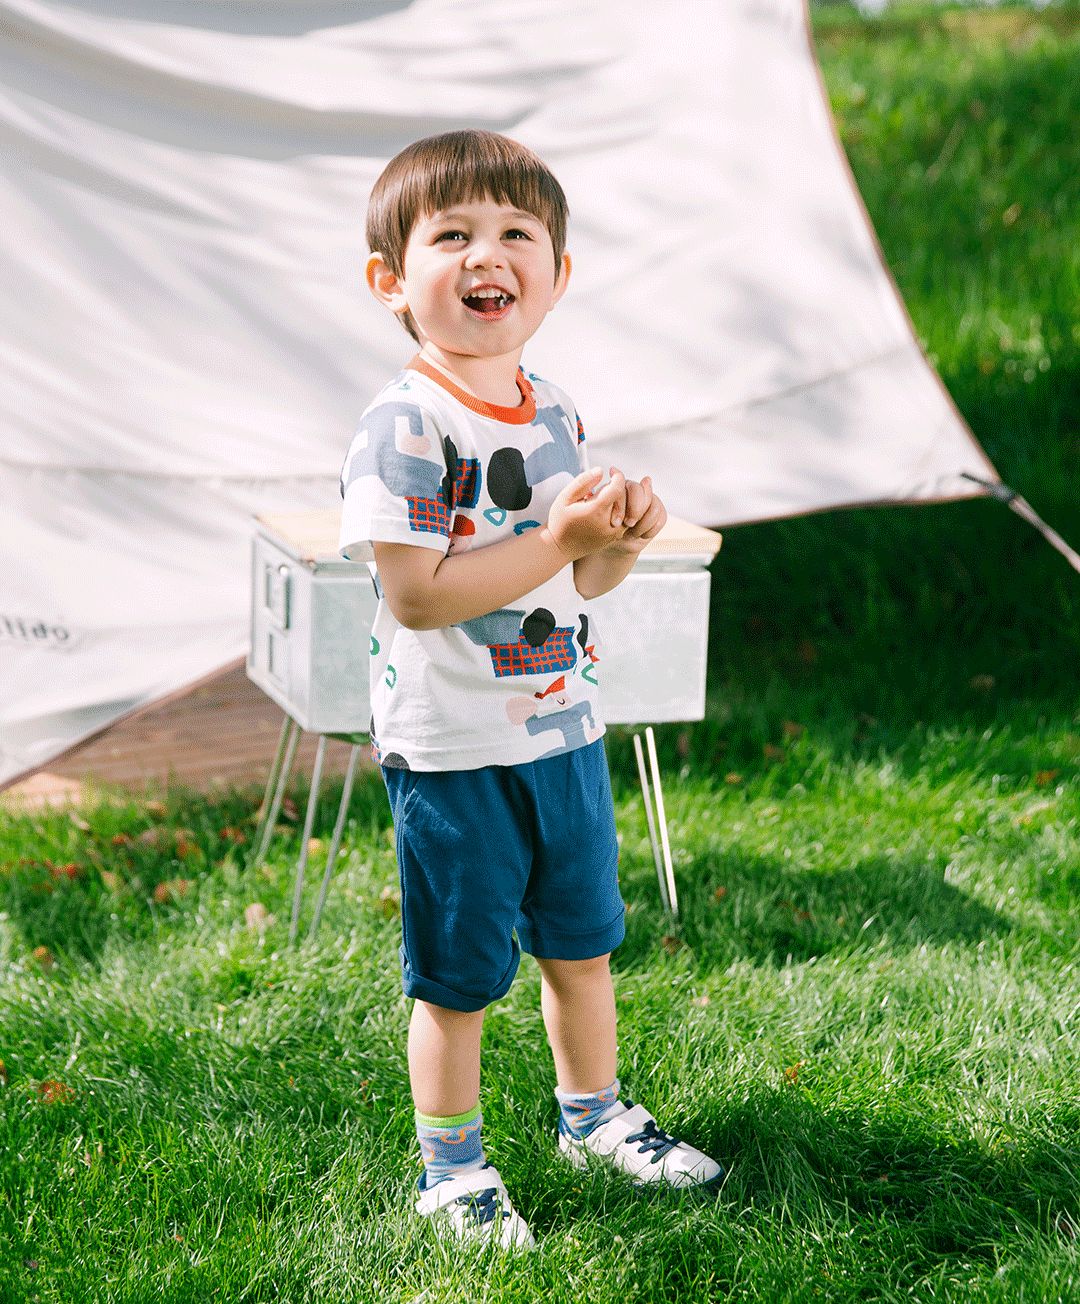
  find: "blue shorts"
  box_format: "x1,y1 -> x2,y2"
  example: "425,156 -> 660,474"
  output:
381,739 -> 625,1013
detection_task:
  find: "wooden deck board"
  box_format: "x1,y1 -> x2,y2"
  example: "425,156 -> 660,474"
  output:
2,665 -> 369,809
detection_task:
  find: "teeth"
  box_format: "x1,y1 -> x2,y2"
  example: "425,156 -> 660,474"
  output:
465,288 -> 509,300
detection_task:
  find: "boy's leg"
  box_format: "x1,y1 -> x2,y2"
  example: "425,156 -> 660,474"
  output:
409,999 -> 492,1189
536,953 -> 617,1094
539,953 -> 723,1192
538,953 -> 627,1140
408,998 -> 486,1118
407,994 -> 534,1248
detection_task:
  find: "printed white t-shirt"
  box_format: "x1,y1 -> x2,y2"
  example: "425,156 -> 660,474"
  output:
338,354 -> 604,772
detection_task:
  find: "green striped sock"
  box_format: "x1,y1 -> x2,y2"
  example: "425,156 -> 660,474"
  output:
415,1102 -> 486,1188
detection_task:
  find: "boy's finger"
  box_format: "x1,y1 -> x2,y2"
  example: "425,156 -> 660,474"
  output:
628,498 -> 663,537
624,480 -> 647,526
565,467 -> 605,501
600,469 -> 626,525
595,467 -> 625,501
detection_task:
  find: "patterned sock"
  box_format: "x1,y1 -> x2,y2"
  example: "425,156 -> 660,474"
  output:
555,1077 -> 626,1139
415,1103 -> 487,1188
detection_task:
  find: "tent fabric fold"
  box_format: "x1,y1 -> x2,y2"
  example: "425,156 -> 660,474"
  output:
0,0 -> 1006,788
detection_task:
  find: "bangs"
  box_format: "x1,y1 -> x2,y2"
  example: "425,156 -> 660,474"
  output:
366,130 -> 568,277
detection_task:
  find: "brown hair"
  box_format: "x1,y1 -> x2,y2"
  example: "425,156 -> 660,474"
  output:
365,129 -> 569,343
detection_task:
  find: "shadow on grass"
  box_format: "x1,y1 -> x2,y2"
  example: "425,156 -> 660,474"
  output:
616,849 -> 1011,972
708,1087 -> 1079,1255
522,1090 -> 1078,1292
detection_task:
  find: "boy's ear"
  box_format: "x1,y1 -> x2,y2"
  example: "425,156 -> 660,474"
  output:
366,252 -> 407,314
551,251 -> 572,305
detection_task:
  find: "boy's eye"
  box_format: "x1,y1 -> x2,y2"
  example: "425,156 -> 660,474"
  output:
435,229 -> 531,242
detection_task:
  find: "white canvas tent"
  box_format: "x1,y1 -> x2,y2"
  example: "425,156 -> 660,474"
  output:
0,0 -> 1072,790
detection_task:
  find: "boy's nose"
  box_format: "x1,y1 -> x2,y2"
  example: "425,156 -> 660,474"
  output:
464,238 -> 505,268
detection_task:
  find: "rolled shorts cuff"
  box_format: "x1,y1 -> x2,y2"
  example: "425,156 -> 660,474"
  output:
399,943 -> 520,1014
516,906 -> 626,962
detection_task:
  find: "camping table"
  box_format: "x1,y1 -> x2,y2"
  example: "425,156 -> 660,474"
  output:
246,510 -> 722,942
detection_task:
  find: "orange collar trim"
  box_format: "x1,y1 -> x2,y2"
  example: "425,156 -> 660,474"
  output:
407,354 -> 536,425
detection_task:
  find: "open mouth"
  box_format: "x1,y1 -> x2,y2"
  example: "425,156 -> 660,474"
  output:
462,291 -> 514,319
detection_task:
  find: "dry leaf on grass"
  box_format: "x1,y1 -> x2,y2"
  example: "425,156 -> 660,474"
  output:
763,743 -> 786,762
153,878 -> 192,905
1034,769 -> 1060,788
661,935 -> 684,955
32,946 -> 54,972
37,1079 -> 75,1104
784,1061 -> 805,1085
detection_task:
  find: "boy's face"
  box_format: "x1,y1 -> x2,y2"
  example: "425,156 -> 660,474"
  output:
367,195 -> 570,359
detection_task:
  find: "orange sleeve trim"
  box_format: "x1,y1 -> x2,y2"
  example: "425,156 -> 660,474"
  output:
407,354 -> 537,425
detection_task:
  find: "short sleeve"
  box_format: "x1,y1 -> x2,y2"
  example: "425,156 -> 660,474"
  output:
338,399 -> 453,561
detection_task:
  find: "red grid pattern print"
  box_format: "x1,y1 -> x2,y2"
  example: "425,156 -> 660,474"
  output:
455,458 -> 481,508
576,415 -> 586,444
406,495 -> 450,535
487,628 -> 577,678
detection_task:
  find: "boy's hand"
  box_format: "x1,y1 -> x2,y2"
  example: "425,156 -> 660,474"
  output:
603,475 -> 666,556
546,466 -> 628,561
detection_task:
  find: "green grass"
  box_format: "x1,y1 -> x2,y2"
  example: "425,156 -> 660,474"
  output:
2,3 -> 1079,1300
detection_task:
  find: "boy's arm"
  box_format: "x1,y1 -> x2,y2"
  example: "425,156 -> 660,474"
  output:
572,547 -> 640,601
573,475 -> 667,600
376,467 -> 625,631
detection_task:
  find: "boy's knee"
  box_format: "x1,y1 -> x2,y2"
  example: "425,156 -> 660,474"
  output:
414,998 -> 488,1026
537,953 -> 611,991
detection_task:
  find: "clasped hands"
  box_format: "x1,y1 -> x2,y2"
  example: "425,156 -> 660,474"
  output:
547,465 -> 667,562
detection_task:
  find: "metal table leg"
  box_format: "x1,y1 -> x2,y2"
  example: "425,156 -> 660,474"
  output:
634,732 -> 669,913
308,742 -> 362,942
634,727 -> 679,917
251,716 -> 300,868
646,726 -> 678,916
289,734 -> 327,944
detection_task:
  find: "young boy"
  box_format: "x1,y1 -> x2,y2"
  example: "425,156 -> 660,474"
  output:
338,129 -> 722,1251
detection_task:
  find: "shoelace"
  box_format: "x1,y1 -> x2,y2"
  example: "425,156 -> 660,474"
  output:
623,1117 -> 681,1164
454,1187 -> 509,1225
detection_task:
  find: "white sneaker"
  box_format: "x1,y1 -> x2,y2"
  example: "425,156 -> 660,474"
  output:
415,1162 -> 535,1251
558,1100 -> 724,1194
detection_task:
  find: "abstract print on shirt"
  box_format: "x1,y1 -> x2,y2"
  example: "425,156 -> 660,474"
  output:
338,355 -> 603,773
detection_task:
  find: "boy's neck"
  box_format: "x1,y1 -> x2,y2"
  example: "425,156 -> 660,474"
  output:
415,344 -> 525,409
